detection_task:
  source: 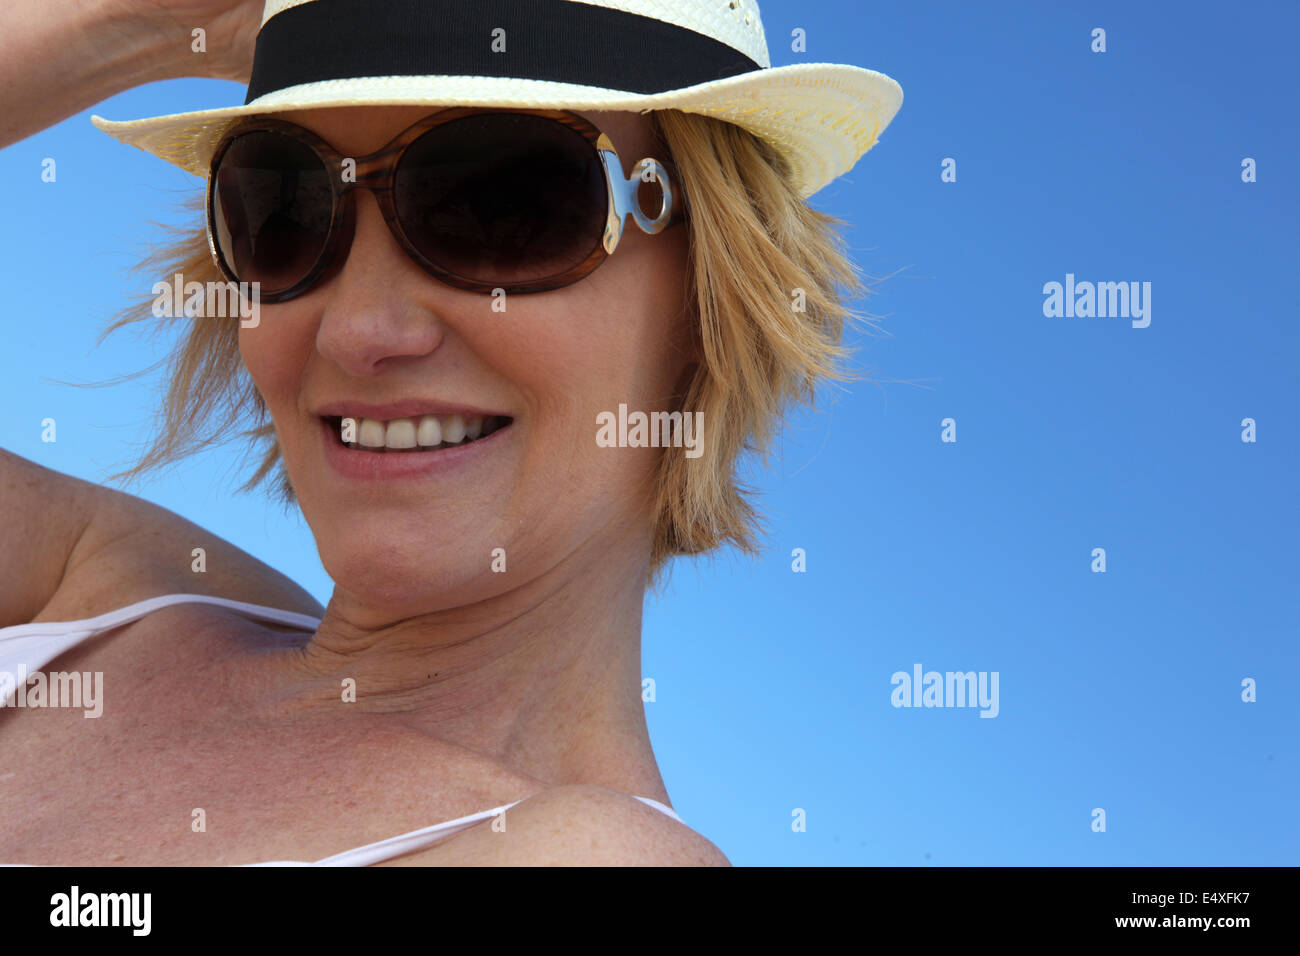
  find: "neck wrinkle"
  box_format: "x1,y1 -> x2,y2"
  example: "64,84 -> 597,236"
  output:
279,534 -> 661,793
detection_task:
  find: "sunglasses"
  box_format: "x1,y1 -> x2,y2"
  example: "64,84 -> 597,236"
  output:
205,108 -> 686,301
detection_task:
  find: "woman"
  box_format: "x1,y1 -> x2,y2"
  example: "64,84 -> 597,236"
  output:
0,0 -> 901,865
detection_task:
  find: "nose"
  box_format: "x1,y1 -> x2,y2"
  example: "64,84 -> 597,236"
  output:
313,189 -> 446,376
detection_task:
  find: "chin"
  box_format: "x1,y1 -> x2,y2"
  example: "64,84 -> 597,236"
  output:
319,535 -> 505,610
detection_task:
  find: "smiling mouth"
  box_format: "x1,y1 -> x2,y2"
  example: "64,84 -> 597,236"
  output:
323,414 -> 513,452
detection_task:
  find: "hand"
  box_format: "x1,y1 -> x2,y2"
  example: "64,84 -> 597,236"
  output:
117,0 -> 265,83
0,0 -> 264,147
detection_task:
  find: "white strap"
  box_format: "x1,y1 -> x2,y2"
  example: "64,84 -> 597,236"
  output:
0,593 -> 321,640
299,794 -> 685,866
0,594 -> 320,698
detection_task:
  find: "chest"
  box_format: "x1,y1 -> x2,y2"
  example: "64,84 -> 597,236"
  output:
0,616 -> 523,865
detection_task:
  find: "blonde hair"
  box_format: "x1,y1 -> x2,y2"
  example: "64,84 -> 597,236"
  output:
100,108 -> 879,585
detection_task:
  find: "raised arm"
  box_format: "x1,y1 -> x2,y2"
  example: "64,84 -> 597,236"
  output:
0,0 -> 261,149
0,450 -> 99,627
0,449 -> 325,628
1,1 -> 305,624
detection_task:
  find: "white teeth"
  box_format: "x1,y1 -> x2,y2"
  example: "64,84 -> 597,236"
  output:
359,418 -> 386,448
441,414 -> 466,444
385,418 -> 417,449
339,413 -> 505,451
416,415 -> 442,447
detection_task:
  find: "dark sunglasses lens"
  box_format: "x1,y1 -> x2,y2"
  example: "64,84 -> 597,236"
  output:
393,113 -> 607,286
212,130 -> 334,293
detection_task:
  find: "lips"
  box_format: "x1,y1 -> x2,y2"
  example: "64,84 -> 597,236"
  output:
322,413 -> 512,451
313,399 -> 511,421
317,412 -> 515,481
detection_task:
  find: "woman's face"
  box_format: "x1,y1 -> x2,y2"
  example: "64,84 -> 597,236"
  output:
238,106 -> 695,611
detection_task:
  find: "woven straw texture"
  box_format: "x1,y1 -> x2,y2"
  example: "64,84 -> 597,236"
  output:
91,0 -> 903,199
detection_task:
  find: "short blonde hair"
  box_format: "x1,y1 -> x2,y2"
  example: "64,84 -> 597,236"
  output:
101,108 -> 878,585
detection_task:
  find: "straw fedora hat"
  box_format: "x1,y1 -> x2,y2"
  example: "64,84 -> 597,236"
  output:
92,0 -> 903,199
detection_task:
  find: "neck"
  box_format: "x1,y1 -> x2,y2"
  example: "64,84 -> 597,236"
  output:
278,540 -> 664,799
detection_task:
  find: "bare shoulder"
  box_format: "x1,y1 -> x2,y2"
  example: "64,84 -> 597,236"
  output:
37,467 -> 324,623
393,785 -> 731,867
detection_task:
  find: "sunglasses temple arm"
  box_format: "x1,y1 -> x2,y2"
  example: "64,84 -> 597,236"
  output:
597,135 -> 680,255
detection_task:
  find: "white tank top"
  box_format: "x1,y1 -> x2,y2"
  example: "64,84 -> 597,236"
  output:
0,593 -> 683,866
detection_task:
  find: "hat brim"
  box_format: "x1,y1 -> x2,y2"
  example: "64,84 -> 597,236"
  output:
91,63 -> 901,199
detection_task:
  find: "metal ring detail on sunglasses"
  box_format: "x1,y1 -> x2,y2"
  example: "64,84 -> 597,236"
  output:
596,133 -> 676,255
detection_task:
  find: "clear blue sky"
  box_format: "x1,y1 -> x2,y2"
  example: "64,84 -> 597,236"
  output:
1,1 -> 1295,865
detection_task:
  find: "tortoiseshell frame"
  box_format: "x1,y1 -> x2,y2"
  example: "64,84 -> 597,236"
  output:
205,107 -> 686,301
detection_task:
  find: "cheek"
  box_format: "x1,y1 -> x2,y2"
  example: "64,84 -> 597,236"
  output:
492,255 -> 691,514
236,327 -> 261,386
238,311 -> 312,435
